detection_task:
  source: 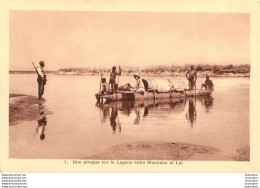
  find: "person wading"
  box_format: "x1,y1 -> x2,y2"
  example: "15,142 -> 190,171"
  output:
109,66 -> 121,94
35,61 -> 47,99
185,65 -> 197,90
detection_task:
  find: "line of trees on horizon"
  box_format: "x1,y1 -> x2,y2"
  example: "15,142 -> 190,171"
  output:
58,64 -> 250,75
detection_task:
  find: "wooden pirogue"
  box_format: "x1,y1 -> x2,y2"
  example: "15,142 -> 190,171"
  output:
97,78 -> 212,102
100,89 -> 212,102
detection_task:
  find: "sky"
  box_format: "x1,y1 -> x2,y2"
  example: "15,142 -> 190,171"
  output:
9,11 -> 250,71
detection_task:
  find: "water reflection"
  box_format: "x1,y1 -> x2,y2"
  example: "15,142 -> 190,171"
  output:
185,96 -> 214,126
96,96 -> 214,132
200,96 -> 214,113
35,102 -> 47,140
186,99 -> 197,126
96,102 -> 121,133
110,107 -> 121,133
97,98 -> 185,131
98,103 -> 110,123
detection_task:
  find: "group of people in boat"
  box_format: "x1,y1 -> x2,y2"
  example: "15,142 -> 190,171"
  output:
95,66 -> 145,100
186,65 -> 214,90
96,65 -> 214,100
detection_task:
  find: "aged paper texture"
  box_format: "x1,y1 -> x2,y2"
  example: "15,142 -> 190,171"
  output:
1,0 -> 260,173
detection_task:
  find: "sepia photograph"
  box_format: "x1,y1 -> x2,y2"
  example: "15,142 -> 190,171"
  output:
9,11 -> 250,161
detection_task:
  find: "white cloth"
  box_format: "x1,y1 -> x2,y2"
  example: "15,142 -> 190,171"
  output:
135,79 -> 145,89
36,66 -> 45,78
145,78 -> 174,92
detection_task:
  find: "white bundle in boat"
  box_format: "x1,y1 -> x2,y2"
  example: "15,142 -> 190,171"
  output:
143,78 -> 174,92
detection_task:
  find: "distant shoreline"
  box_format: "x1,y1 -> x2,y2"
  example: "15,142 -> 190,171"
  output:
9,71 -> 250,77
9,64 -> 250,77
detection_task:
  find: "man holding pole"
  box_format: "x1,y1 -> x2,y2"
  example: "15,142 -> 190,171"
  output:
109,66 -> 121,94
33,61 -> 47,99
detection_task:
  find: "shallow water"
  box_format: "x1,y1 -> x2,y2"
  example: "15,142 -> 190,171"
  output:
9,74 -> 249,159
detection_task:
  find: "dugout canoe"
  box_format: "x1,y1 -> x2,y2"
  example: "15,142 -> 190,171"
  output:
99,89 -> 212,102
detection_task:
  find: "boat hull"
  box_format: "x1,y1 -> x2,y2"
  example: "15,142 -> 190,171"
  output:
100,89 -> 212,102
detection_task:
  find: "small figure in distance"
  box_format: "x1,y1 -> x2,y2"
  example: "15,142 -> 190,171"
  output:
201,76 -> 214,90
185,65 -> 197,90
109,66 -> 121,94
36,61 -> 47,99
95,78 -> 110,101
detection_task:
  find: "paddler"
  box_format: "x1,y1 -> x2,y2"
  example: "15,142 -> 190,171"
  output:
201,76 -> 214,90
36,61 -> 47,99
131,74 -> 145,94
185,65 -> 197,90
109,66 -> 121,94
95,78 -> 110,100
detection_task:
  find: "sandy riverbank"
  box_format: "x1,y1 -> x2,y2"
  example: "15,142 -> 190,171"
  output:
9,94 -> 51,126
87,141 -> 249,161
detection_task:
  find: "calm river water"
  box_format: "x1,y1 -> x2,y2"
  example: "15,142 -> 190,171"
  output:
9,74 -> 249,159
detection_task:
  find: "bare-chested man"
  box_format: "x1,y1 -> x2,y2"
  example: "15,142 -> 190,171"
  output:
109,66 -> 121,93
201,76 -> 214,90
185,65 -> 197,90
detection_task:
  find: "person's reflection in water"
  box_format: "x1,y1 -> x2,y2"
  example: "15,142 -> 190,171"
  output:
143,106 -> 148,117
121,101 -> 135,116
186,99 -> 197,127
200,96 -> 214,113
35,102 -> 47,140
110,107 -> 121,133
96,102 -> 110,123
134,107 -> 141,125
101,105 -> 110,123
169,99 -> 185,111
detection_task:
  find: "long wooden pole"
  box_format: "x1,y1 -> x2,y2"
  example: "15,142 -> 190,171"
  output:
32,62 -> 39,76
117,72 -> 120,91
116,65 -> 120,100
99,74 -> 103,92
194,83 -> 197,107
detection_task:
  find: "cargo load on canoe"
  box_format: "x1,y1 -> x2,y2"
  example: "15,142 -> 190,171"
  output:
118,78 -> 174,93
142,78 -> 175,92
97,78 -> 212,102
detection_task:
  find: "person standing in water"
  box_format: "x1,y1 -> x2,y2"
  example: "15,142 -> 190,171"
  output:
36,61 -> 47,99
185,65 -> 197,90
109,66 -> 121,94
